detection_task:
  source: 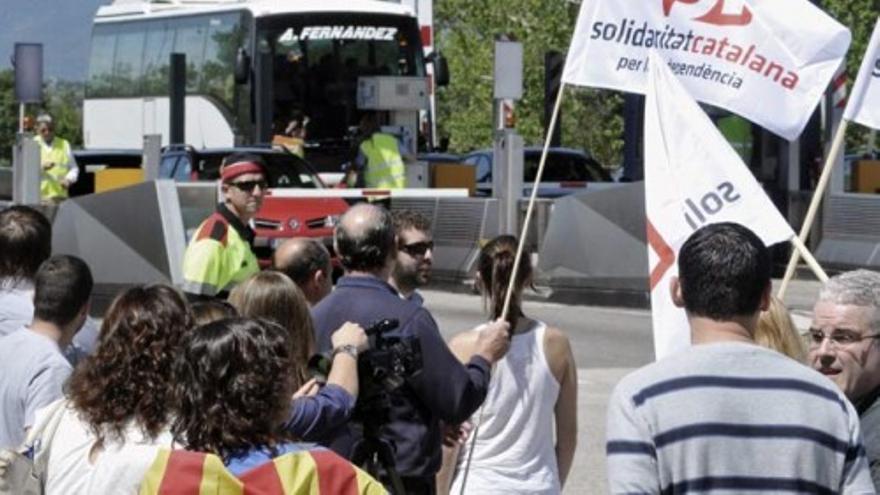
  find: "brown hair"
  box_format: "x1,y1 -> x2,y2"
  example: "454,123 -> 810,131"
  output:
755,296 -> 806,361
476,235 -> 532,330
228,271 -> 314,384
67,285 -> 192,444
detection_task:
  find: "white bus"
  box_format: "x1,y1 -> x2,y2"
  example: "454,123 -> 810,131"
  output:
84,0 -> 443,171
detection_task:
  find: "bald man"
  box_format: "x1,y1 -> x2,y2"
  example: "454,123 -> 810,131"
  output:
310,203 -> 511,493
273,237 -> 333,306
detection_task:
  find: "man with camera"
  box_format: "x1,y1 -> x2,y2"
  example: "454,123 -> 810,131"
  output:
311,203 -> 510,494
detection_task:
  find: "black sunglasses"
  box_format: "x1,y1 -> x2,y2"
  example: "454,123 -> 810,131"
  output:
229,180 -> 268,193
400,241 -> 434,257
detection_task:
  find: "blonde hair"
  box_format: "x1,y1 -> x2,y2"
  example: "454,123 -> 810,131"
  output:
228,271 -> 315,384
755,296 -> 806,361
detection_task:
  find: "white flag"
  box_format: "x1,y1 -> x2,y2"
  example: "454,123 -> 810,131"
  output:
644,51 -> 795,358
564,0 -> 851,140
844,18 -> 880,130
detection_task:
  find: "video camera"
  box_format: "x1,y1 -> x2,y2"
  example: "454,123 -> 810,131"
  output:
308,318 -> 422,405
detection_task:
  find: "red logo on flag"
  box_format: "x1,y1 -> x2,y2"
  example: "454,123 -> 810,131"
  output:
663,0 -> 752,27
646,220 -> 676,291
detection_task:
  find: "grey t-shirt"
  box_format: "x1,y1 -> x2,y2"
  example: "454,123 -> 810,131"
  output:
0,328 -> 72,448
0,279 -> 34,338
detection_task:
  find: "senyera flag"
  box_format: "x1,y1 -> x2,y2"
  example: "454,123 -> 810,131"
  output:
844,18 -> 880,130
644,51 -> 795,358
564,0 -> 851,141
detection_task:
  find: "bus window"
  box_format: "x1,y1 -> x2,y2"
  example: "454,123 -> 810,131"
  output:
87,24 -> 117,98
203,13 -> 244,111
143,20 -> 174,95
173,17 -> 208,92
113,27 -> 146,97
259,14 -> 425,146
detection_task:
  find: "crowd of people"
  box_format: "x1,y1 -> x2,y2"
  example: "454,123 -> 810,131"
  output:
1,151 -> 880,494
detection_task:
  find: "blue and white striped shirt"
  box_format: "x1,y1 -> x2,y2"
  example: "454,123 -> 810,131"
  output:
606,342 -> 875,494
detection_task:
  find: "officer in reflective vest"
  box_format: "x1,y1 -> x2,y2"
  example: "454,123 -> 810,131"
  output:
34,114 -> 79,202
345,112 -> 412,189
181,154 -> 267,299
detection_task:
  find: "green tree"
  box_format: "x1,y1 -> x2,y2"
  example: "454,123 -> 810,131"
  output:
435,0 -> 624,167
824,0 -> 878,152
0,70 -> 19,167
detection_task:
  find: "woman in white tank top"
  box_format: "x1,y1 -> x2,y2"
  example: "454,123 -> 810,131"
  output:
440,235 -> 578,494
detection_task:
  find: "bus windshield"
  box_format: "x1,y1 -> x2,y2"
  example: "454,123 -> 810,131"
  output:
258,13 -> 425,150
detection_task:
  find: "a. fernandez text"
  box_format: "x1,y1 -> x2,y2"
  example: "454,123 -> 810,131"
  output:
591,18 -> 800,90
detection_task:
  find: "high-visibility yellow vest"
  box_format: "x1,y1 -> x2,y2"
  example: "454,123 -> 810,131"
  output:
360,133 -> 406,189
182,208 -> 259,297
35,136 -> 72,199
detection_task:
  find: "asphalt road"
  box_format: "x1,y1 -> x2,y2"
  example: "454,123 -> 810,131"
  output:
420,278 -> 823,494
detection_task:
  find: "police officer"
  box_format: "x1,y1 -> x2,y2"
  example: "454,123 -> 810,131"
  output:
34,114 -> 79,203
181,153 -> 267,299
345,112 -> 413,189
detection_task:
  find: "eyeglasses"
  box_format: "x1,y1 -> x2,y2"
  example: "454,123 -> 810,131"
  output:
400,240 -> 434,257
229,180 -> 268,193
807,329 -> 880,348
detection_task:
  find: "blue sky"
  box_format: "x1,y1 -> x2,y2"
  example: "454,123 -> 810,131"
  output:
0,0 -> 110,81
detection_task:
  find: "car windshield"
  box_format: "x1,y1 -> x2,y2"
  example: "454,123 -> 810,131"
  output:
198,152 -> 322,189
524,152 -> 605,182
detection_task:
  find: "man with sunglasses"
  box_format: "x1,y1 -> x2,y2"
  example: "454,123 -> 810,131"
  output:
33,114 -> 79,203
182,153 -> 267,299
809,269 -> 880,489
390,210 -> 433,306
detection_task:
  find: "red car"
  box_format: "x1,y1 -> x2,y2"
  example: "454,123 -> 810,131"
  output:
162,146 -> 349,267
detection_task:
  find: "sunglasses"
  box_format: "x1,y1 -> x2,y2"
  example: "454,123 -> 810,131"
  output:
229,180 -> 268,193
400,241 -> 434,257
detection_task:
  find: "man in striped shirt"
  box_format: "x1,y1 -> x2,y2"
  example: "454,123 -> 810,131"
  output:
606,222 -> 875,494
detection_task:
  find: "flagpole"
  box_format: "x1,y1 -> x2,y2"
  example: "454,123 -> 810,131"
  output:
499,83 -> 567,321
777,119 -> 848,299
790,235 -> 828,283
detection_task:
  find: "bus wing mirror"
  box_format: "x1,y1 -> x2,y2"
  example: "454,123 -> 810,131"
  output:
429,52 -> 450,87
235,48 -> 250,85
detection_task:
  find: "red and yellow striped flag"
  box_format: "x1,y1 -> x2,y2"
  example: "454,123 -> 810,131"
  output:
138,448 -> 386,495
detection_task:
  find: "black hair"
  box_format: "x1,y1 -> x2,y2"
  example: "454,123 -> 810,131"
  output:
335,206 -> 395,272
0,206 -> 51,282
33,255 -> 93,327
171,317 -> 296,460
678,222 -> 771,320
274,239 -> 331,287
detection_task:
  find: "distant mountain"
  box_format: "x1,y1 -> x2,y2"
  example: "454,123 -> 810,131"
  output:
0,0 -> 112,82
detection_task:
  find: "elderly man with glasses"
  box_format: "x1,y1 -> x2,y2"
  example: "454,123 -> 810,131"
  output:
809,269 -> 880,489
182,153 -> 267,299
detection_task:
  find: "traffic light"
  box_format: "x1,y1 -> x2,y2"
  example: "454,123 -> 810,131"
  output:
544,51 -> 564,147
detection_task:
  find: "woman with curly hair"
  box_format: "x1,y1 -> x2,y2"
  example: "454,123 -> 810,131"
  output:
147,317 -> 383,493
42,284 -> 192,495
228,271 -> 367,441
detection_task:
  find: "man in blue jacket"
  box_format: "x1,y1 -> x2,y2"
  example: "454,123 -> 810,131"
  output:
311,203 -> 510,494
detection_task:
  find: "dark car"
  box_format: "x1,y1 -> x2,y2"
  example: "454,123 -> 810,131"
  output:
462,147 -> 614,198
70,149 -> 142,197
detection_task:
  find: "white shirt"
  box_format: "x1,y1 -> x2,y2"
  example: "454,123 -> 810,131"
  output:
42,404 -> 173,495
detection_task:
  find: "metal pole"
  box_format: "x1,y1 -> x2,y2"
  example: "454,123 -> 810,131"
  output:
18,103 -> 25,134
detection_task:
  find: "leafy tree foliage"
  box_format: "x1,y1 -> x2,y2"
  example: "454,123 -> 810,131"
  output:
824,0 -> 878,152
435,0 -> 624,167
0,71 -> 83,166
